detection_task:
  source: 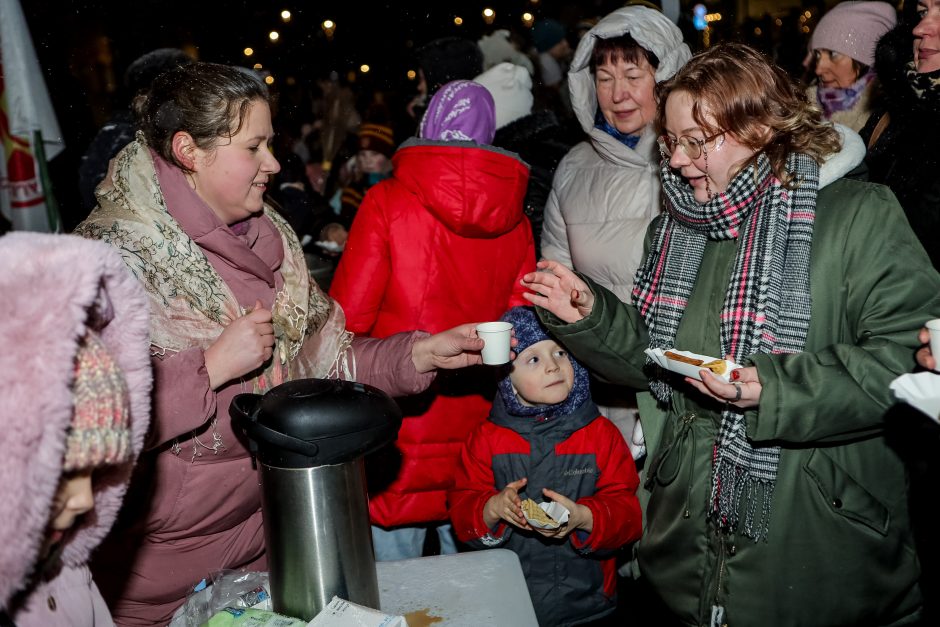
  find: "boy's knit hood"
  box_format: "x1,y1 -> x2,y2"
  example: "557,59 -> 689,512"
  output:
497,307 -> 591,418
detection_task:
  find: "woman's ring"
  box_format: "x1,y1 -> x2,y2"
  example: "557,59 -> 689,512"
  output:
731,382 -> 742,403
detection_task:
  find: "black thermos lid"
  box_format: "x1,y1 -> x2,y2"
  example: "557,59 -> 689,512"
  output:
230,378 -> 402,468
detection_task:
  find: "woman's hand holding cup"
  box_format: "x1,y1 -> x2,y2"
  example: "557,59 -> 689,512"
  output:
204,300 -> 275,389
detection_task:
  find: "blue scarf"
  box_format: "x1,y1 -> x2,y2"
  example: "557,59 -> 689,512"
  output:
594,108 -> 640,149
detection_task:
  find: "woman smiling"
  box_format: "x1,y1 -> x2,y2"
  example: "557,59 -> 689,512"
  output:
76,62 -> 489,625
524,43 -> 940,626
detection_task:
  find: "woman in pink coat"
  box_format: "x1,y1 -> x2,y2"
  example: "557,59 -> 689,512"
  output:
0,233 -> 152,626
75,62 -> 487,625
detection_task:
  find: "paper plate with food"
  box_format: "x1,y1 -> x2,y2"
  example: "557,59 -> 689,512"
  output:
644,348 -> 742,383
520,498 -> 570,530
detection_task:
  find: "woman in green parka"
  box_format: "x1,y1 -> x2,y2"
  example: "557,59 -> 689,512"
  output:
522,43 -> 940,627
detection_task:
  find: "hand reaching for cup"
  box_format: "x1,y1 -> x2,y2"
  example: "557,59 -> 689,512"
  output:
204,300 -> 275,389
521,260 -> 594,323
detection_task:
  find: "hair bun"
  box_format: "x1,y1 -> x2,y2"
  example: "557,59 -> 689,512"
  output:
153,100 -> 183,132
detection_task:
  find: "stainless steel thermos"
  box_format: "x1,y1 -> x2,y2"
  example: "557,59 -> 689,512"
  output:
231,378 -> 401,620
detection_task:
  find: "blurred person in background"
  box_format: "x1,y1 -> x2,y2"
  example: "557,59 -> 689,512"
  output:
78,48 -> 192,212
477,29 -> 535,75
405,37 -> 484,125
476,62 -> 573,259
330,122 -> 396,229
805,1 -> 897,132
863,0 -> 940,268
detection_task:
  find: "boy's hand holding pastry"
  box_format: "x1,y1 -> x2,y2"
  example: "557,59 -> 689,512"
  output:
484,477 -> 531,530
532,488 -> 593,539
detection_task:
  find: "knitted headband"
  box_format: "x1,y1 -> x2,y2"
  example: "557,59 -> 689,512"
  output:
65,331 -> 132,471
358,123 -> 395,158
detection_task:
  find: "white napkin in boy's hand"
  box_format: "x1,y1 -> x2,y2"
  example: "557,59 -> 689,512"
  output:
890,371 -> 940,423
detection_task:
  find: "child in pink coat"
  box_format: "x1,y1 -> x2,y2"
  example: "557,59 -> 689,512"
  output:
0,233 -> 151,626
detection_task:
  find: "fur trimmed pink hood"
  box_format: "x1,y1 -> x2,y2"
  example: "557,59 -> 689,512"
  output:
0,233 -> 151,608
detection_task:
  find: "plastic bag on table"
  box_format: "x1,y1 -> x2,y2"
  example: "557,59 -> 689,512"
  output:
203,607 -> 307,626
171,570 -> 271,627
208,570 -> 272,613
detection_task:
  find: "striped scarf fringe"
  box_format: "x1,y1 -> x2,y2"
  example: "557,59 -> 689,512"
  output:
632,151 -> 818,541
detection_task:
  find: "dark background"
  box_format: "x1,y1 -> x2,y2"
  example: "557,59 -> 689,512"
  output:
20,0 -> 827,229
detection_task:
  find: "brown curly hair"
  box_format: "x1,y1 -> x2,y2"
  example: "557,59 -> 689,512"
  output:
655,43 -> 841,186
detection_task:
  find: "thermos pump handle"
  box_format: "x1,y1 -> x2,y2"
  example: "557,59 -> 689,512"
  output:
230,393 -> 321,459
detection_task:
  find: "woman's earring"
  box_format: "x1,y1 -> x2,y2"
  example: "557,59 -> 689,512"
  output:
704,152 -> 714,199
185,172 -> 197,191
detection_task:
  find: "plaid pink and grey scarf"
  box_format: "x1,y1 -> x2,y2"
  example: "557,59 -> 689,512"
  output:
632,151 -> 819,541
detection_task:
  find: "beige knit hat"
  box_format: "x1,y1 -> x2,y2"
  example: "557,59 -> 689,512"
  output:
64,331 -> 132,471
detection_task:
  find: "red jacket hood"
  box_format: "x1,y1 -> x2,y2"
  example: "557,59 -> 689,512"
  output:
390,139 -> 530,237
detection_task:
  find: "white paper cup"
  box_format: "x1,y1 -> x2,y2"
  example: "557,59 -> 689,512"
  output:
476,322 -> 513,365
927,319 -> 940,366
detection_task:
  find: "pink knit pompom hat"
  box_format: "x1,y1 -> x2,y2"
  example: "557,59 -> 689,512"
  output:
64,330 -> 132,471
810,1 -> 897,67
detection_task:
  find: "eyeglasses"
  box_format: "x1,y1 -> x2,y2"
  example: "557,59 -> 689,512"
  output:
657,132 -> 724,160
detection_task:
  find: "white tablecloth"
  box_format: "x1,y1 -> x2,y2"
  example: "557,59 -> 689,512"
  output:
169,549 -> 537,626
377,549 -> 538,626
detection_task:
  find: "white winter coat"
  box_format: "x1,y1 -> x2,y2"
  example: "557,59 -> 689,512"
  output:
541,6 -> 690,301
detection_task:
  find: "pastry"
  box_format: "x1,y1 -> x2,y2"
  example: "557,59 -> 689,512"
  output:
521,498 -> 558,526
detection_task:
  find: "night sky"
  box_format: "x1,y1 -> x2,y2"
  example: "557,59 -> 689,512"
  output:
18,0 -> 815,227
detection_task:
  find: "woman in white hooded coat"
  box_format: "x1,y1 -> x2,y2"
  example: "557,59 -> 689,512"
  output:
540,6 -> 690,457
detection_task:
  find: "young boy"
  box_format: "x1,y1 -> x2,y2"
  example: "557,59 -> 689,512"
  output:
448,306 -> 641,627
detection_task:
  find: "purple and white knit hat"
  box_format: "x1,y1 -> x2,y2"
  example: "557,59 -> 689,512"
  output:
810,1 -> 897,67
419,80 -> 496,144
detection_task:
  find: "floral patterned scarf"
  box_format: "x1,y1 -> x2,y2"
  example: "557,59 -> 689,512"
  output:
75,135 -> 353,394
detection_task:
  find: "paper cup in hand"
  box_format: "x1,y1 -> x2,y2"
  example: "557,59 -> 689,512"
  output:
927,319 -> 940,369
476,322 -> 513,365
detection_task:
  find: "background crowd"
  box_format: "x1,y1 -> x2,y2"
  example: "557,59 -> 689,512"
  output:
3,1 -> 940,626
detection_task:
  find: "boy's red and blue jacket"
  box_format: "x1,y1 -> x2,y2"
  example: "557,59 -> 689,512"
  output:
448,395 -> 642,627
